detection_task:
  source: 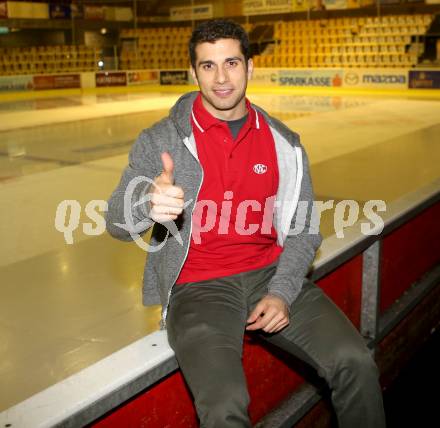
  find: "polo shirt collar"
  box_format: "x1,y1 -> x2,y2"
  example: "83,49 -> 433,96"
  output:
191,92 -> 260,133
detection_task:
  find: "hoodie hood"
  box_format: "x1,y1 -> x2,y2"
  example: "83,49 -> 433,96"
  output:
169,91 -> 198,138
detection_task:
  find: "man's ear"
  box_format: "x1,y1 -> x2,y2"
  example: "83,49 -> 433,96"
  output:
247,58 -> 254,80
190,66 -> 198,86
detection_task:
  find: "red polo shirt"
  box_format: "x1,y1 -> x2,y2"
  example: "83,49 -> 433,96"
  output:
175,93 -> 283,284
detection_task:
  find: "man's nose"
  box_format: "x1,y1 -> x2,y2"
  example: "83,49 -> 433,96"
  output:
215,66 -> 228,84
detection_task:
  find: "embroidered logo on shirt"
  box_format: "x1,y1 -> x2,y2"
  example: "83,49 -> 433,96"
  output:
253,164 -> 267,174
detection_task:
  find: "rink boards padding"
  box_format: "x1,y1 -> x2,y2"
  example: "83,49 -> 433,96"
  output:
380,201 -> 440,313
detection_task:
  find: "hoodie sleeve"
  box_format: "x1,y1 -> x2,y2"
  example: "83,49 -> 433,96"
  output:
266,144 -> 323,310
106,129 -> 160,241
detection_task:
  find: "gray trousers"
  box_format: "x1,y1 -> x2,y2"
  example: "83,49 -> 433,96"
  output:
166,261 -> 386,428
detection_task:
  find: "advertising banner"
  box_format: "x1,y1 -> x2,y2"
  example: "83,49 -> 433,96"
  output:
0,75 -> 33,92
170,4 -> 213,21
105,6 -> 133,21
160,70 -> 188,85
249,68 -> 278,86
292,0 -> 312,11
323,0 -> 348,9
8,1 -> 48,19
31,2 -> 49,18
114,7 -> 133,21
6,1 -> 30,18
243,0 -> 292,15
96,72 -> 127,87
408,70 -> 440,89
188,72 -> 196,85
343,69 -> 408,89
0,1 -> 7,18
49,4 -> 71,19
84,5 -> 105,20
278,69 -> 343,87
127,70 -> 159,86
33,74 -> 81,90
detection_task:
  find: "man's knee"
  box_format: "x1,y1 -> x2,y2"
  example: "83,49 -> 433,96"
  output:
331,343 -> 379,383
168,316 -> 213,350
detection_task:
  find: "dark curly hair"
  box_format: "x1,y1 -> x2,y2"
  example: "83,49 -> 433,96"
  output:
189,19 -> 250,70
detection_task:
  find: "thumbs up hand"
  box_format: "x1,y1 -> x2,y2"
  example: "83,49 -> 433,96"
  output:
148,152 -> 185,223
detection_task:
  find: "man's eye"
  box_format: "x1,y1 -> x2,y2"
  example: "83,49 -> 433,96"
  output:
227,61 -> 238,67
203,64 -> 213,70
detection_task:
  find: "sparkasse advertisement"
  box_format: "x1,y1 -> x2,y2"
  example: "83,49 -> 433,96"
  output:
278,69 -> 343,87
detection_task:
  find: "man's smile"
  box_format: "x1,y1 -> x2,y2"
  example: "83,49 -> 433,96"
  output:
213,88 -> 234,97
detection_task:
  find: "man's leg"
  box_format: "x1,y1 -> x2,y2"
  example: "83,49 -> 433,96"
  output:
247,277 -> 386,428
166,274 -> 252,428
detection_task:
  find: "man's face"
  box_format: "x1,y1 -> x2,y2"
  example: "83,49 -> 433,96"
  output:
190,38 -> 253,120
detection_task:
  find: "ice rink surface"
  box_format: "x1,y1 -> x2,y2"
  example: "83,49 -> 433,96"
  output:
1,88 -> 439,411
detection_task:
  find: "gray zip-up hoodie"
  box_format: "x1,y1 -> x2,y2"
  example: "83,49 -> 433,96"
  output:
106,91 -> 322,330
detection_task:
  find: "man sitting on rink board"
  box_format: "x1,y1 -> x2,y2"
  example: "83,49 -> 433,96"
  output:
106,18 -> 386,428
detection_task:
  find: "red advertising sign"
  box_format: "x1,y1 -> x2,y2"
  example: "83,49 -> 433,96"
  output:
159,70 -> 188,85
0,2 -> 7,18
33,74 -> 81,90
409,70 -> 440,89
96,72 -> 127,87
127,70 -> 159,85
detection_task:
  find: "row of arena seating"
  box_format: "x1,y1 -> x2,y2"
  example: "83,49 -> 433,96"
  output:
119,56 -> 188,70
0,45 -> 98,75
121,26 -> 192,41
273,14 -> 431,29
119,27 -> 191,70
252,14 -> 433,68
276,42 -> 410,54
254,54 -> 418,68
118,23 -> 254,71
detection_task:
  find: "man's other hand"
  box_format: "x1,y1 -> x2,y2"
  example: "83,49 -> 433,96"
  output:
246,295 -> 290,333
148,152 -> 185,223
